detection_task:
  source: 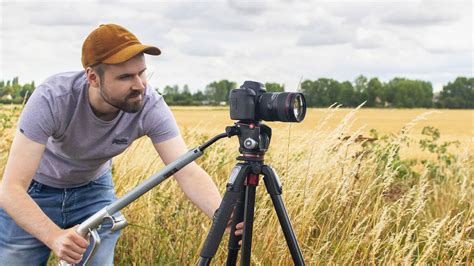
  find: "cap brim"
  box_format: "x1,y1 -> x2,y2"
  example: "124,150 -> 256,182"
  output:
103,44 -> 161,65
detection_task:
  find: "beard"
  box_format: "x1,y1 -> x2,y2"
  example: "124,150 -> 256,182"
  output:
99,83 -> 145,113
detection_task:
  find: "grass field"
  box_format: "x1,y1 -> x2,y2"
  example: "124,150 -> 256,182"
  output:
172,106 -> 473,159
0,105 -> 473,265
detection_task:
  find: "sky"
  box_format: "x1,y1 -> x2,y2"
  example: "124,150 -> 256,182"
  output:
0,0 -> 472,92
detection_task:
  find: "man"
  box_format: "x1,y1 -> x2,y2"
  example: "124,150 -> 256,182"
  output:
0,24 -> 242,265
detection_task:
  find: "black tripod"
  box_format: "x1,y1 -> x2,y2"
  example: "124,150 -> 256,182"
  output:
198,122 -> 305,265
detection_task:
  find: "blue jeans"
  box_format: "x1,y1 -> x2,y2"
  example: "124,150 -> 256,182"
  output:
0,171 -> 122,265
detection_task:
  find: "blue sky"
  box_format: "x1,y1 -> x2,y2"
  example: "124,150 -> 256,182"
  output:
0,0 -> 472,92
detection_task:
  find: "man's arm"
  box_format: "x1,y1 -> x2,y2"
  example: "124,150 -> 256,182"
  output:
153,135 -> 221,218
0,131 -> 88,264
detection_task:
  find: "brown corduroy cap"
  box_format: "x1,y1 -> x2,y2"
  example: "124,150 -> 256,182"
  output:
81,24 -> 161,68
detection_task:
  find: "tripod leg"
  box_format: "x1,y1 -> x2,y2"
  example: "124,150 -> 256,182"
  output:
240,176 -> 258,266
199,164 -> 251,266
262,166 -> 305,266
226,190 -> 245,265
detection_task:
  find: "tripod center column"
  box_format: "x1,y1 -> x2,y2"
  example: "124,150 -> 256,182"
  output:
246,174 -> 259,186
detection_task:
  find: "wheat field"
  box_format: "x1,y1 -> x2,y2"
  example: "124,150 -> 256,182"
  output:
0,105 -> 473,265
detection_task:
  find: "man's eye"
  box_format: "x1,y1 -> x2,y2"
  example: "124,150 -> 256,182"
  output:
120,76 -> 131,80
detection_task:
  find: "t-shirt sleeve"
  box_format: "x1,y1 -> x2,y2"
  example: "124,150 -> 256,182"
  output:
17,86 -> 58,144
144,96 -> 180,144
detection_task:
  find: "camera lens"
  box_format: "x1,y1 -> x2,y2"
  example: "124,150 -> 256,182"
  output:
292,94 -> 306,122
258,92 -> 306,122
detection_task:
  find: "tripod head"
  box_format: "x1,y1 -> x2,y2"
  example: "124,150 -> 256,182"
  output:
226,122 -> 272,161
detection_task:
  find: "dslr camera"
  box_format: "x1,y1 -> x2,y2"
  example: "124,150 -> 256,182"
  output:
229,81 -> 306,122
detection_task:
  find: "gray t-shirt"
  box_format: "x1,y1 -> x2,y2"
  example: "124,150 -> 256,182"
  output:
17,71 -> 180,188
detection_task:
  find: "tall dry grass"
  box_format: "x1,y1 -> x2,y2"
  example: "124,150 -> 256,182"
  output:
0,105 -> 472,264
110,107 -> 473,265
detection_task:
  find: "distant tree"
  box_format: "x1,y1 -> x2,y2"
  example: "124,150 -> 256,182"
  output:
338,81 -> 355,107
264,82 -> 285,92
18,82 -> 36,100
300,80 -> 317,107
192,90 -> 206,104
163,85 -> 179,95
299,78 -> 342,107
204,80 -> 237,104
354,75 -> 368,104
0,78 -> 35,103
181,84 -> 192,98
310,78 -> 330,107
171,84 -> 193,105
161,85 -> 180,104
385,78 -> 433,108
438,77 -> 474,108
367,78 -> 383,107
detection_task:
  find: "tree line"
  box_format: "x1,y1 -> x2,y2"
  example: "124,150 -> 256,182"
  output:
0,78 -> 35,104
157,75 -> 473,109
300,76 -> 473,108
0,76 -> 472,108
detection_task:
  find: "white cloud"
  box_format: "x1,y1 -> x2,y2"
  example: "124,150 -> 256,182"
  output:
0,0 -> 472,92
226,0 -> 268,15
380,0 -> 461,26
179,40 -> 226,57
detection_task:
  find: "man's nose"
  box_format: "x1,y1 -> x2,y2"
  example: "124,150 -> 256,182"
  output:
132,74 -> 146,91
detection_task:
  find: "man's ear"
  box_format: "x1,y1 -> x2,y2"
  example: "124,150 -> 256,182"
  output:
86,67 -> 101,87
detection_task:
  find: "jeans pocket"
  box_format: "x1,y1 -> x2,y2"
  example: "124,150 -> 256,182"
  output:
90,172 -> 114,189
90,180 -> 114,189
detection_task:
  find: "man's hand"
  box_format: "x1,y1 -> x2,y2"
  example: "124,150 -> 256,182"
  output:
233,222 -> 244,237
229,221 -> 245,246
224,210 -> 245,245
48,226 -> 89,264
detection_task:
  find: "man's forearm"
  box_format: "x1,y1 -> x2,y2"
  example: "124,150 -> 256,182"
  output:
175,165 -> 222,218
0,184 -> 62,248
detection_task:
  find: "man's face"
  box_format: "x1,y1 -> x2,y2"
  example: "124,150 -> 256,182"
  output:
98,54 -> 147,113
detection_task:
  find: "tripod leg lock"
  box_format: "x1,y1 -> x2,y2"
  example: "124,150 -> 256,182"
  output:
109,213 -> 128,232
262,166 -> 283,195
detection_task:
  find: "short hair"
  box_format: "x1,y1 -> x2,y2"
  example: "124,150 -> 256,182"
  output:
91,63 -> 108,80
91,63 -> 106,79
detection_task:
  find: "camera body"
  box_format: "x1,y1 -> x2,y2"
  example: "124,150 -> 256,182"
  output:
229,81 -> 306,123
229,81 -> 264,121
